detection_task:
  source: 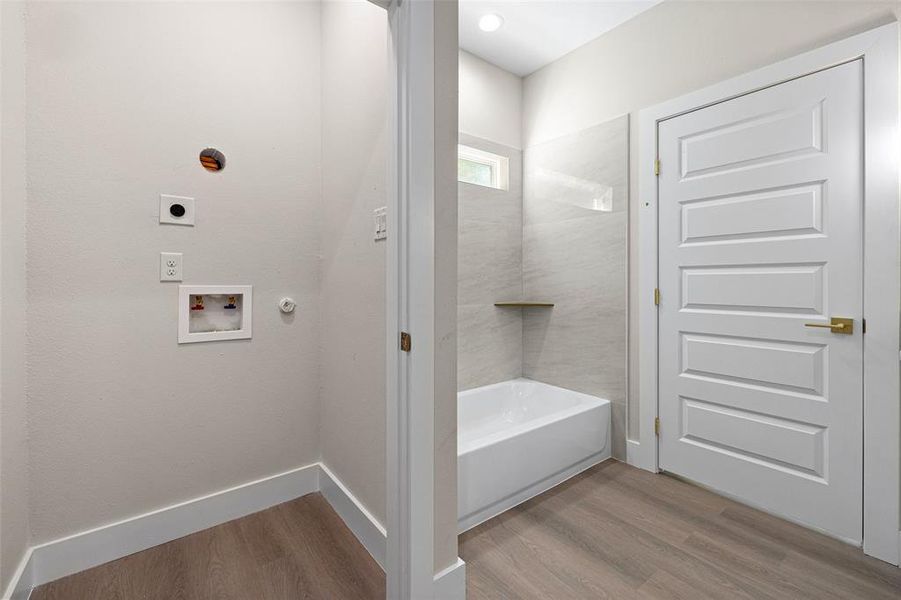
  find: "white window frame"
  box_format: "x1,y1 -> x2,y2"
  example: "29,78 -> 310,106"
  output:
635,22 -> 900,565
457,144 -> 509,190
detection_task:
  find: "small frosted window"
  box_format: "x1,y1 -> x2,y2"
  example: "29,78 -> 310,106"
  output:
458,145 -> 508,190
458,158 -> 493,187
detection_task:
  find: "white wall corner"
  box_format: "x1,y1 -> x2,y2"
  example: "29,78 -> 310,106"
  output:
433,557 -> 466,600
1,548 -> 35,600
318,463 -> 387,569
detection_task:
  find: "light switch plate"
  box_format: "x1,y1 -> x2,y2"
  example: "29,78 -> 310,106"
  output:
374,207 -> 387,241
160,252 -> 183,281
160,194 -> 195,226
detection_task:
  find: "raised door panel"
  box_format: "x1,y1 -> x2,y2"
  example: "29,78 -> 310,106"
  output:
657,60 -> 863,543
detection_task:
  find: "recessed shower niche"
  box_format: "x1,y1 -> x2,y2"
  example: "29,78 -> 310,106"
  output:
178,285 -> 253,343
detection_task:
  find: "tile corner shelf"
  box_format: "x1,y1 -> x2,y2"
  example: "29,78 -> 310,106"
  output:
494,301 -> 555,307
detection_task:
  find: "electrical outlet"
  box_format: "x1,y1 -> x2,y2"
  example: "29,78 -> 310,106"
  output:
160,252 -> 183,282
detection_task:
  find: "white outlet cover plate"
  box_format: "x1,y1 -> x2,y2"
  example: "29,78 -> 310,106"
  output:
160,252 -> 183,282
160,194 -> 195,226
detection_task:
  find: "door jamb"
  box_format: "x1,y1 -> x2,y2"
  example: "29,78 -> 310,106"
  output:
635,22 -> 900,565
385,0 -> 464,598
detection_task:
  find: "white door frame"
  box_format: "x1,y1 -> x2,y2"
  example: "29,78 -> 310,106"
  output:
636,22 -> 900,565
384,1 -> 464,599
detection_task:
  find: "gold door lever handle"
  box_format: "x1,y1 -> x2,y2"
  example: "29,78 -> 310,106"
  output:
804,317 -> 853,334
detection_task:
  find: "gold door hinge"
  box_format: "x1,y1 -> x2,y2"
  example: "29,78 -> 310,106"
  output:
654,159 -> 660,176
654,288 -> 661,306
400,331 -> 412,352
654,417 -> 661,436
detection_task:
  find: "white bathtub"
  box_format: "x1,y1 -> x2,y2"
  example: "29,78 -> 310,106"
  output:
457,378 -> 611,532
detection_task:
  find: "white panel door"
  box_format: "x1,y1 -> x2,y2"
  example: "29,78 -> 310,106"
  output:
657,60 -> 863,543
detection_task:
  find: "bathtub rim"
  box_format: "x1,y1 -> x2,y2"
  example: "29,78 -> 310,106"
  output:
458,378 -> 611,456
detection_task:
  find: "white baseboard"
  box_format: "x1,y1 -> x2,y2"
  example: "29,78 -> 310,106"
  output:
8,463 -> 320,597
2,462 -> 462,599
2,547 -> 34,600
434,557 -> 466,599
318,463 -> 469,597
319,462 -> 387,569
626,439 -> 641,466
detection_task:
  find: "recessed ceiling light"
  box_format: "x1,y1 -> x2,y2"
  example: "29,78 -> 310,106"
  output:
478,13 -> 504,33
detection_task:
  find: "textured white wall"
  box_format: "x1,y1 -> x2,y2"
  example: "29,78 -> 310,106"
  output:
522,0 -> 901,441
25,1 -> 323,544
459,50 -> 522,149
320,0 -> 389,526
0,1 -> 29,591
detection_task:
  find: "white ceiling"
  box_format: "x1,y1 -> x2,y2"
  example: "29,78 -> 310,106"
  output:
459,1 -> 663,77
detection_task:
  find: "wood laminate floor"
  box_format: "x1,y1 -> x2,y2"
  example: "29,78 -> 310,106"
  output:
31,492 -> 384,600
32,460 -> 901,599
460,460 -> 901,599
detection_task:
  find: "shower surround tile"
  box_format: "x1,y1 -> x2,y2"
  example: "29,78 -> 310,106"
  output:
522,116 -> 629,459
457,304 -> 523,393
459,222 -> 521,305
524,116 -> 628,226
457,135 -> 523,391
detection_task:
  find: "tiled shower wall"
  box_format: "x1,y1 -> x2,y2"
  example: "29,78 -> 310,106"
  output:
457,134 -> 523,392
457,117 -> 628,459
522,116 -> 629,459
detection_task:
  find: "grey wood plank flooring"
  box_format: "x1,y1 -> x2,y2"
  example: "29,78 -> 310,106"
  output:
31,492 -> 384,600
31,460 -> 901,599
460,460 -> 901,599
